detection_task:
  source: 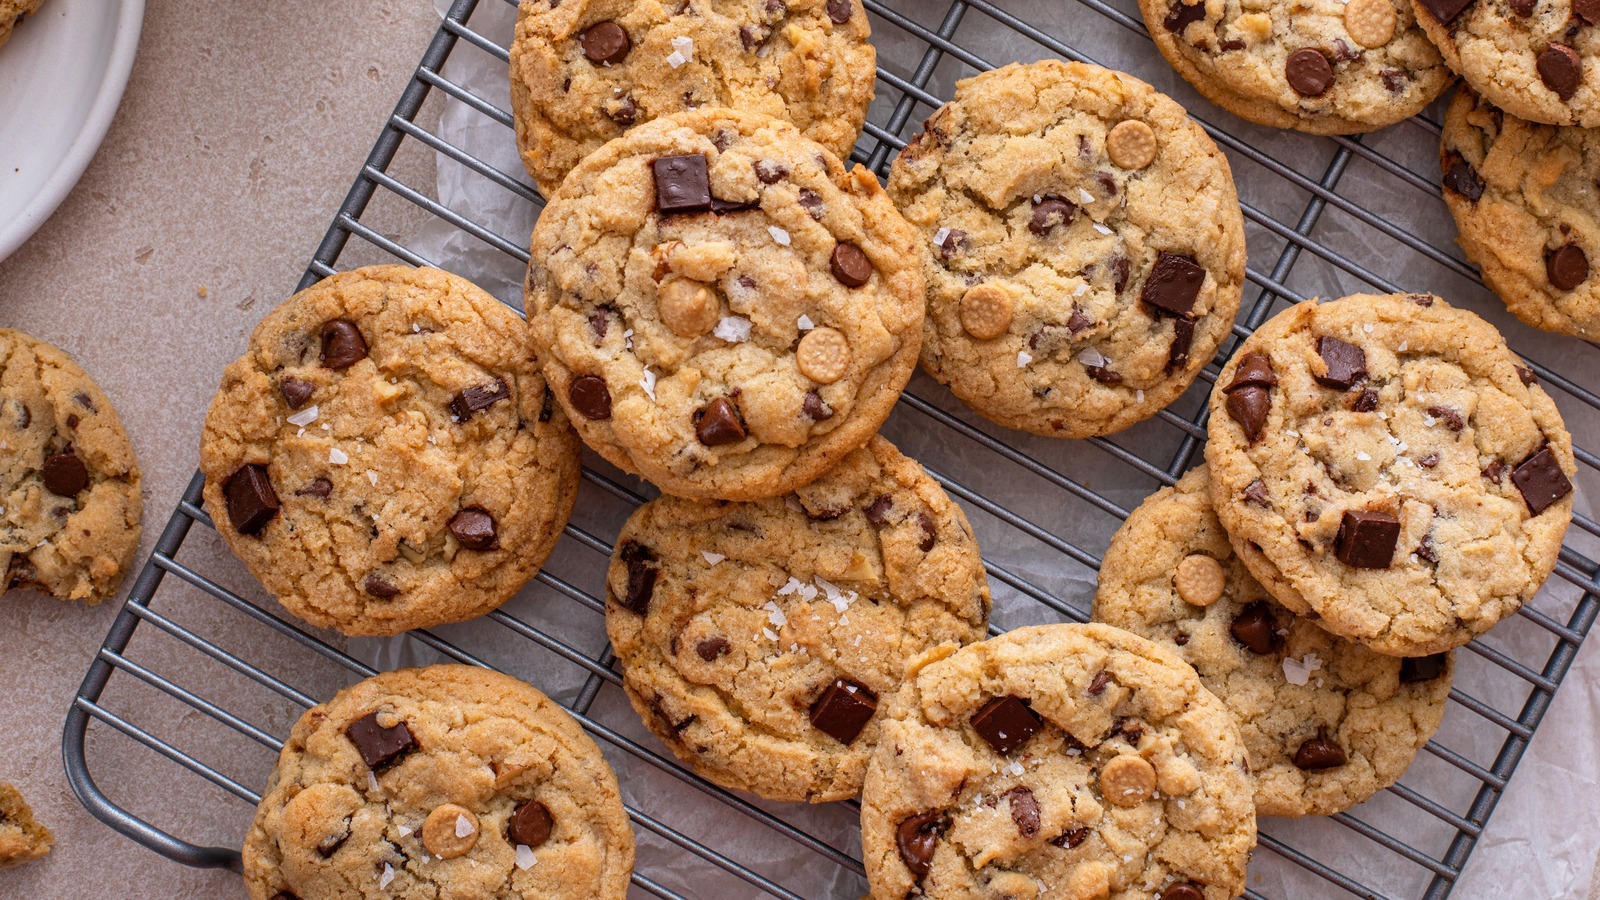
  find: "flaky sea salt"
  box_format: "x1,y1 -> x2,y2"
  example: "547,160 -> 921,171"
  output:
1282,652 -> 1323,686
714,316 -> 752,342
797,314 -> 814,331
456,814 -> 475,838
1092,222 -> 1113,235
1356,451 -> 1371,460
1073,282 -> 1090,297
367,471 -> 378,486
762,627 -> 779,641
1136,389 -> 1145,403
515,845 -> 537,870
764,602 -> 788,628
1364,323 -> 1374,333
768,225 -> 791,246
396,824 -> 413,838
1016,350 -> 1033,368
379,863 -> 395,889
286,405 -> 319,427
701,551 -> 726,565
932,226 -> 950,247
666,35 -> 693,67
623,328 -> 634,351
640,367 -> 657,401
1003,759 -> 1025,777
1078,188 -> 1095,205
1076,346 -> 1108,368
329,447 -> 349,465
367,770 -> 379,792
777,576 -> 805,596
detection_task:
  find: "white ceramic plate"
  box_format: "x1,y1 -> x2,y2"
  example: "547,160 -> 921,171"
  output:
0,0 -> 143,264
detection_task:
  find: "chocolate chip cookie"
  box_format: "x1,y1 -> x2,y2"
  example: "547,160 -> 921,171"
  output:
887,60 -> 1246,438
200,266 -> 581,636
1206,293 -> 1575,657
859,623 -> 1256,900
1094,466 -> 1454,817
1413,0 -> 1600,126
604,435 -> 990,802
1442,87 -> 1600,337
242,665 -> 635,900
0,328 -> 142,604
0,0 -> 44,50
1143,0 -> 1452,133
509,0 -> 876,198
527,107 -> 924,501
0,783 -> 51,867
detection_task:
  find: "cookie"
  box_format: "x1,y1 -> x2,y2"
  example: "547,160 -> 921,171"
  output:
1412,0 -> 1600,126
0,0 -> 44,50
509,0 -> 876,198
604,435 -> 990,802
1441,87 -> 1600,337
200,266 -> 581,636
886,60 -> 1247,438
0,783 -> 51,867
1143,0 -> 1452,133
1094,466 -> 1454,817
1205,293 -> 1575,657
527,107 -> 924,501
241,665 -> 635,900
859,623 -> 1256,900
0,329 -> 142,604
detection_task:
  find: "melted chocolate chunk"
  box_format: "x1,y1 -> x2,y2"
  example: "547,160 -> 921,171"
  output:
1226,386 -> 1271,442
578,21 -> 630,64
808,678 -> 878,744
296,477 -> 333,498
1381,68 -> 1409,93
1051,827 -> 1090,848
1087,365 -> 1123,385
917,512 -> 937,552
1088,670 -> 1110,695
802,390 -> 834,421
1538,43 -> 1582,100
41,451 -> 88,498
1512,445 -> 1572,514
1427,405 -> 1464,432
754,160 -> 789,184
1005,786 -> 1040,838
1517,365 -> 1538,386
508,800 -> 553,848
223,464 -> 280,535
1315,336 -> 1367,389
1547,243 -> 1589,290
345,711 -> 416,770
1336,509 -> 1401,568
607,95 -> 637,126
695,637 -> 731,661
569,375 -> 612,420
865,495 -> 894,526
1510,0 -> 1536,14
653,154 -> 711,214
798,188 -> 825,219
1576,0 -> 1600,22
695,398 -> 746,446
896,811 -> 946,880
1286,48 -> 1335,97
320,319 -> 368,369
1483,457 -> 1506,483
363,574 -> 400,598
1230,601 -> 1282,655
1112,256 -> 1132,294
279,376 -> 314,409
1141,253 -> 1206,317
1443,155 -> 1485,201
1294,728 -> 1347,770
970,696 -> 1042,756
1243,479 -> 1270,507
826,0 -> 853,22
1028,195 -> 1076,236
1162,883 -> 1206,900
448,507 -> 498,551
1224,351 -> 1278,392
1166,317 -> 1196,371
1418,0 -> 1472,24
617,541 -> 658,615
1164,0 -> 1206,31
1400,653 -> 1448,682
1351,388 -> 1378,412
830,243 -> 873,287
451,378 -> 509,421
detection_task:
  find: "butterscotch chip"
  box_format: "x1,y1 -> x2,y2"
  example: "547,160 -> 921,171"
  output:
1106,120 -> 1158,170
657,278 -> 720,337
959,282 -> 1014,339
1344,0 -> 1396,48
422,804 -> 479,859
797,327 -> 850,384
1099,754 -> 1158,806
1174,554 -> 1226,606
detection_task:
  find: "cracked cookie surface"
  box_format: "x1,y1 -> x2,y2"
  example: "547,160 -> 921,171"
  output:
0,328 -> 141,604
200,265 -> 581,636
527,107 -> 924,501
241,665 -> 634,900
886,60 -> 1246,438
1094,466 -> 1454,817
509,0 -> 875,198
859,623 -> 1256,900
604,435 -> 990,802
1205,293 -> 1574,657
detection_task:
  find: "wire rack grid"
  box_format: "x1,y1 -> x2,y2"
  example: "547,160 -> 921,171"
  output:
61,0 -> 1600,898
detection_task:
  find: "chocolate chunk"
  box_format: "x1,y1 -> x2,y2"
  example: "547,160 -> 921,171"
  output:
917,512 -> 937,552
1443,156 -> 1485,201
569,375 -> 612,420
1416,535 -> 1439,563
1381,68 -> 1409,93
1483,457 -> 1506,483
1330,38 -> 1359,61
345,711 -> 416,770
1005,786 -> 1040,838
653,154 -> 711,214
1221,38 -> 1246,50
1224,351 -> 1278,392
1351,388 -> 1378,412
1028,195 -> 1076,236
826,0 -> 853,22
1576,0 -> 1600,22
1336,509 -> 1401,568
696,637 -> 731,661
970,696 -> 1042,756
1294,728 -> 1347,770
363,574 -> 400,598
1166,317 -> 1196,371
1286,48 -> 1335,97
1087,365 -> 1123,385
607,95 -> 637,126
809,678 -> 878,744
798,188 -> 825,219
802,390 -> 834,421
896,811 -> 946,880
710,196 -> 759,215
1164,0 -> 1206,31
1162,883 -> 1206,900
1243,479 -> 1270,507
1418,453 -> 1439,469
1427,405 -> 1464,432
296,477 -> 333,498
617,541 -> 658,615
937,228 -> 969,260
223,464 -> 280,535
319,319 -> 368,370
1512,446 -> 1573,514
753,160 -> 789,184
588,308 -> 612,344
739,24 -> 764,51
1516,365 -> 1538,386
1225,386 -> 1271,442
1400,653 -> 1448,682
1418,0 -> 1472,25
1547,243 -> 1589,290
1112,256 -> 1131,294
451,378 -> 509,421
1051,827 -> 1090,849
1230,601 -> 1282,655
1088,671 -> 1110,695
865,495 -> 894,526
41,451 -> 88,498
508,800 -> 553,848
578,21 -> 630,64
1315,336 -> 1367,389
1067,305 -> 1094,334
830,243 -> 873,287
695,397 -> 746,446
1538,43 -> 1582,100
279,377 -> 314,409
448,507 -> 498,551
1140,253 -> 1206,317
1510,0 -> 1536,13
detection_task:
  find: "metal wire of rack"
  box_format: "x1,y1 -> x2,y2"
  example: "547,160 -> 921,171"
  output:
61,0 -> 1600,898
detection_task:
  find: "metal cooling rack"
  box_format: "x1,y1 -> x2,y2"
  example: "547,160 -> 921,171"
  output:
62,0 -> 1600,897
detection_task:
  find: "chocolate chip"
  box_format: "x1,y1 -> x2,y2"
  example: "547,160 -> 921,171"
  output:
1164,0 -> 1206,31
617,541 -> 658,614
1576,0 -> 1600,22
1418,453 -> 1439,469
710,196 -> 758,215
696,637 -> 730,661
41,451 -> 89,498
65,414 -> 78,429
320,319 -> 368,369
830,243 -> 873,287
448,507 -> 498,551
578,21 -> 630,64
1512,445 -> 1573,514
695,398 -> 746,446
970,696 -> 1042,756
1243,479 -> 1270,507
1005,786 -> 1040,838
1087,365 -> 1123,384
1427,405 -> 1464,432
363,574 -> 401,598
1547,243 -> 1589,290
1330,38 -> 1359,62
798,188 -> 825,219
865,495 -> 894,526
1051,827 -> 1090,848
508,800 -> 553,848
1336,509 -> 1401,568
1111,256 -> 1132,294
1174,632 -> 1190,645
295,477 -> 333,499
223,464 -> 280,535
1161,883 -> 1206,900
569,375 -> 612,420
1443,155 -> 1485,201
1286,48 -> 1335,97
1221,38 -> 1246,50
1400,653 -> 1448,683
1510,0 -> 1535,14
345,711 -> 416,770
739,24 -> 763,51
1166,318 -> 1196,371
1141,253 -> 1206,317
754,160 -> 789,184
607,95 -> 636,126
896,811 -> 946,879
1381,69 -> 1409,93
1067,305 -> 1094,335
1226,386 -> 1271,442
826,0 -> 853,22
1224,351 -> 1278,392
1538,43 -> 1582,100
1351,388 -> 1378,412
1230,601 -> 1282,655
802,390 -> 833,421
653,154 -> 711,214
1418,0 -> 1472,25
451,378 -> 509,421
1517,365 -> 1538,386
1416,535 -> 1439,563
809,678 -> 877,744
588,308 -> 612,345
1483,457 -> 1506,483
938,228 -> 969,260
1088,671 -> 1110,695
279,377 -> 314,409
917,512 -> 937,552
1294,728 -> 1347,770
1028,196 -> 1076,236
1315,336 -> 1367,389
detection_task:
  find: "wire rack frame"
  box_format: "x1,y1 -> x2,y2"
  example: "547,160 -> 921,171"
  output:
60,0 -> 1600,898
